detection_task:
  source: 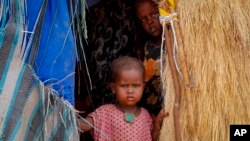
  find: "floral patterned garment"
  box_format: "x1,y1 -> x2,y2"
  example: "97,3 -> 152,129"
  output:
85,0 -> 138,107
142,40 -> 163,115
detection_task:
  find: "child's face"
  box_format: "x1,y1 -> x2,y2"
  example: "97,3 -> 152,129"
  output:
136,2 -> 162,38
111,69 -> 145,107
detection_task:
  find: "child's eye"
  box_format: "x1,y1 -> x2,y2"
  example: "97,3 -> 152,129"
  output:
120,84 -> 128,88
133,84 -> 140,88
152,13 -> 159,18
140,13 -> 159,24
141,18 -> 147,24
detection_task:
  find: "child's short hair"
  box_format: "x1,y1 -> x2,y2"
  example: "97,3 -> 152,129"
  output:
110,56 -> 145,82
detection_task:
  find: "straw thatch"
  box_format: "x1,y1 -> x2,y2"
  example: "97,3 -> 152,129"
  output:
159,0 -> 250,140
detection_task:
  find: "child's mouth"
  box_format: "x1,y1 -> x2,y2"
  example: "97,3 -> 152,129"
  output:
150,26 -> 156,32
127,96 -> 134,100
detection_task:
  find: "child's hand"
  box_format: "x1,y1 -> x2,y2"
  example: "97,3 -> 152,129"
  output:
151,109 -> 169,141
152,109 -> 169,129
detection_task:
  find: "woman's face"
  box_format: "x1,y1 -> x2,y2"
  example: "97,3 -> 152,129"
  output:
136,2 -> 162,38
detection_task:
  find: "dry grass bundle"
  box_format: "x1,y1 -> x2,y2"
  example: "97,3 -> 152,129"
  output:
159,0 -> 250,140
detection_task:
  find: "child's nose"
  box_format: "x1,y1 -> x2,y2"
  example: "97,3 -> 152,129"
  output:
127,87 -> 134,93
147,16 -> 154,24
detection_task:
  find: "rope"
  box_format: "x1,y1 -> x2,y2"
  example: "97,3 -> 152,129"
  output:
159,13 -> 183,79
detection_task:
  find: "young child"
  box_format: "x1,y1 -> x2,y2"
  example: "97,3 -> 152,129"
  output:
135,0 -> 164,116
78,56 -> 167,141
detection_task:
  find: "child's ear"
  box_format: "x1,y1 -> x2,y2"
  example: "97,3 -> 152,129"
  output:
143,82 -> 146,89
109,83 -> 116,94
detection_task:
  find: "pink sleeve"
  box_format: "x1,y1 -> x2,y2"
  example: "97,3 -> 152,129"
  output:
88,106 -> 103,129
87,105 -> 113,140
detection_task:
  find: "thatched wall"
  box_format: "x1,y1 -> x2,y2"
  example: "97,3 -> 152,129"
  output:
160,0 -> 250,140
